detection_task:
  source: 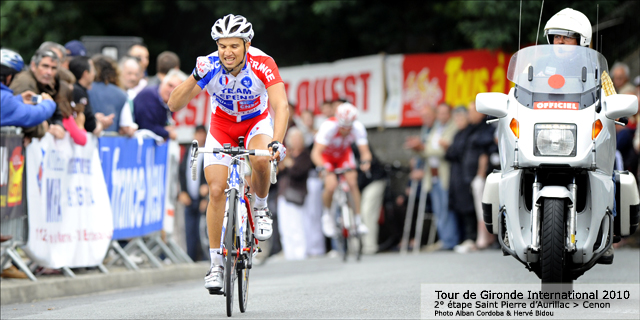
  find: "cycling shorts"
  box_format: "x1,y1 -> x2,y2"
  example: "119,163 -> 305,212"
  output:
204,111 -> 273,168
321,149 -> 356,172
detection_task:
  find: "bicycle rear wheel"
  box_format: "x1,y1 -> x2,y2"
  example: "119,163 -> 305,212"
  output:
238,204 -> 251,313
225,190 -> 238,317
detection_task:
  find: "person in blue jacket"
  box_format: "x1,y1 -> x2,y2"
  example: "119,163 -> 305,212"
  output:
0,48 -> 56,127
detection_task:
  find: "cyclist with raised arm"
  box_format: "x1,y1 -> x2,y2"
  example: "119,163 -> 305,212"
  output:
167,14 -> 288,292
310,102 -> 372,238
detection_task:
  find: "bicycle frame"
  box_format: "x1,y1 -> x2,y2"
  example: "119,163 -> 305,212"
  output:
220,155 -> 250,257
190,140 -> 276,259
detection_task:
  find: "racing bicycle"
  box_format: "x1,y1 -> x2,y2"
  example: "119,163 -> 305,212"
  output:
190,136 -> 277,317
330,168 -> 363,262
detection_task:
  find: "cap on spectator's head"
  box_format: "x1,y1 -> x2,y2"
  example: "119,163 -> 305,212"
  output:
634,75 -> 640,87
65,40 -> 87,57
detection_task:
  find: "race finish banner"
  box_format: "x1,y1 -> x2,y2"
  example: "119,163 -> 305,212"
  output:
98,136 -> 168,240
385,49 -> 512,127
25,133 -> 113,268
280,54 -> 385,128
0,131 -> 25,220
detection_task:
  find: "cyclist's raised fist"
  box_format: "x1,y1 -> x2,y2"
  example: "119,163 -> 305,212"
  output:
192,56 -> 212,80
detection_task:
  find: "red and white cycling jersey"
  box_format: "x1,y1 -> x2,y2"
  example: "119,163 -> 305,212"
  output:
315,117 -> 368,159
197,46 -> 282,122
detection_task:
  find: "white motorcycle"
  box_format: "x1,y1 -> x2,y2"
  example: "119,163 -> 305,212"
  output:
477,45 -> 639,287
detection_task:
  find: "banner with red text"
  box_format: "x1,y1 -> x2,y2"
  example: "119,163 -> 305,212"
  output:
0,131 -> 25,220
384,50 -> 511,127
25,133 -> 113,268
280,55 -> 385,128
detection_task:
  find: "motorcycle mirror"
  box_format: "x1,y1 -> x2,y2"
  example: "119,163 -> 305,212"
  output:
476,92 -> 508,118
604,94 -> 639,120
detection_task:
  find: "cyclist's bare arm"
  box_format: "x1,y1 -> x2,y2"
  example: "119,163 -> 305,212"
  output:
310,142 -> 327,168
168,76 -> 203,112
266,82 -> 289,144
357,143 -> 372,171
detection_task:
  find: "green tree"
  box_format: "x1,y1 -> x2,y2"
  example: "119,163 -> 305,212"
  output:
1,0 -> 635,72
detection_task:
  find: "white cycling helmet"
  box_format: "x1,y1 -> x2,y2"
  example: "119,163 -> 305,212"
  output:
336,102 -> 358,127
211,14 -> 254,42
544,8 -> 592,47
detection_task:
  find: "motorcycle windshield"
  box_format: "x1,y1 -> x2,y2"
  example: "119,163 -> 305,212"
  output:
507,45 -> 608,95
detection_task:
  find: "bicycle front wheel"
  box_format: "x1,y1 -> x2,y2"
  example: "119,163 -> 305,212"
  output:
225,189 -> 238,317
238,202 -> 251,313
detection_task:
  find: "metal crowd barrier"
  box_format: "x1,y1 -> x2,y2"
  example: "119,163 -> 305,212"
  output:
101,134 -> 192,270
0,126 -> 37,281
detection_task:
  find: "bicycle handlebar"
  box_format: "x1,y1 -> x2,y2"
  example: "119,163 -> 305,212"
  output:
190,140 -> 277,184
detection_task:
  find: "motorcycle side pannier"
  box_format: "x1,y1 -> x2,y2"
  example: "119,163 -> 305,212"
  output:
482,171 -> 501,235
614,171 -> 640,237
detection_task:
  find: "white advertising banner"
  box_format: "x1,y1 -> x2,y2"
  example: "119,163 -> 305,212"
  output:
280,54 -> 385,128
25,133 -> 113,268
383,54 -> 405,128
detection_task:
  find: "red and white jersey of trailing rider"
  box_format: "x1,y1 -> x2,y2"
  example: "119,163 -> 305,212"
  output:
196,47 -> 283,122
315,117 -> 368,158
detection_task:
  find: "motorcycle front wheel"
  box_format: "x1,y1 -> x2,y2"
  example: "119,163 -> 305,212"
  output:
540,198 -> 573,289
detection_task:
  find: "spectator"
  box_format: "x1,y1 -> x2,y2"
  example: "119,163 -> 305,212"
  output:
466,101 -> 497,250
1,48 -> 56,129
119,56 -> 143,99
38,41 -> 75,84
299,109 -> 316,147
68,56 -> 106,138
178,125 -> 208,261
10,48 -> 74,140
88,54 -> 126,133
147,51 -> 180,87
127,44 -> 149,97
128,44 -> 150,76
402,104 -> 436,249
315,99 -> 338,125
65,40 -> 87,57
277,127 -> 315,260
611,62 -> 635,94
445,106 -> 476,253
422,103 -> 459,251
352,141 -> 386,254
132,69 -> 187,140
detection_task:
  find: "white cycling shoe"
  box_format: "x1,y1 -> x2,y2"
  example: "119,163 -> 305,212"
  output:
321,212 -> 337,238
254,207 -> 273,241
204,265 -> 224,292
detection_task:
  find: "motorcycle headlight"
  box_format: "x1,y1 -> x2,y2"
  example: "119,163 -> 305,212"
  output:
534,124 -> 577,156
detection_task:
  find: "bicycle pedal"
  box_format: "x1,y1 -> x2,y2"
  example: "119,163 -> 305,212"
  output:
208,288 -> 224,296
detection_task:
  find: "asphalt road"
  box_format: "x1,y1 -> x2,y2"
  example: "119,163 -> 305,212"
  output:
2,248 -> 639,319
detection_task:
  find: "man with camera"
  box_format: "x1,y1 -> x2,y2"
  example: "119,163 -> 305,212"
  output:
9,47 -> 75,140
0,48 -> 56,129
